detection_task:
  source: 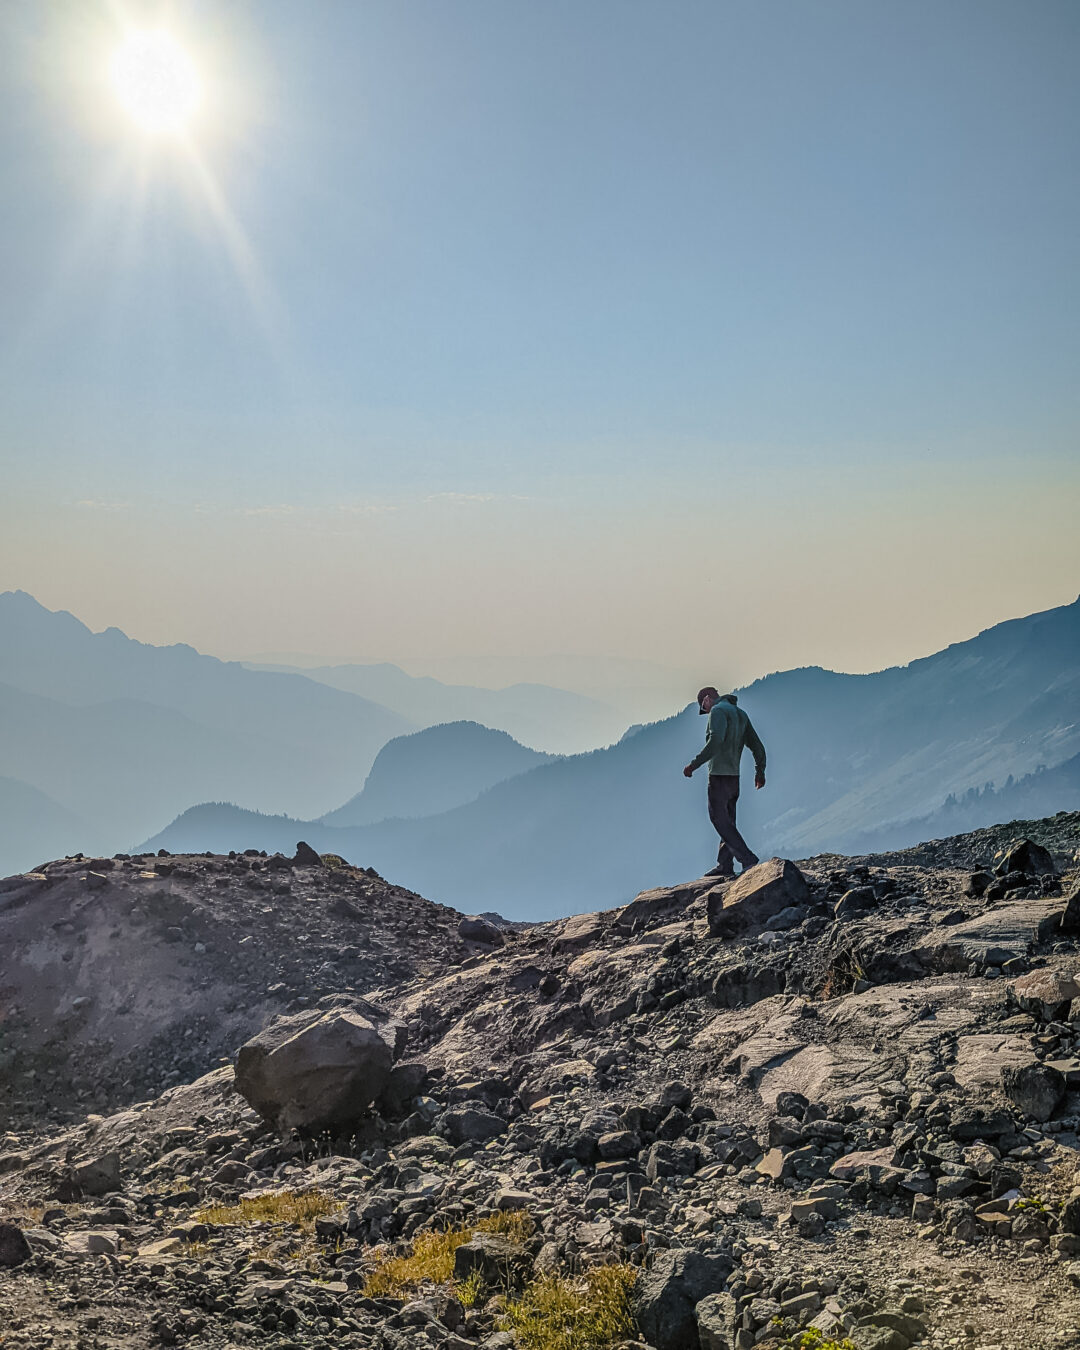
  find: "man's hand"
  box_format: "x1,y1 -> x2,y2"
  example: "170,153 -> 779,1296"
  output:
683,765 -> 694,778
755,773 -> 766,790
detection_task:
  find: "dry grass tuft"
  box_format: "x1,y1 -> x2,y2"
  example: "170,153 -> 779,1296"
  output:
503,1264 -> 638,1350
457,1269 -> 484,1308
476,1209 -> 536,1241
362,1226 -> 475,1297
195,1189 -> 340,1232
361,1208 -> 536,1299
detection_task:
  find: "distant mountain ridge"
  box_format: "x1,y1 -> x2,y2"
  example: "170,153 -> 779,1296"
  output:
0,591 -> 414,871
244,660 -> 624,755
320,721 -> 556,827
141,595 -> 1080,918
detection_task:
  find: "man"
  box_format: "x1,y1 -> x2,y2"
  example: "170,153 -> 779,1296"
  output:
683,687 -> 766,879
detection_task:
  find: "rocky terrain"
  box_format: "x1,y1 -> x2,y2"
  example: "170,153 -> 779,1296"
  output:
2,817 -> 1080,1350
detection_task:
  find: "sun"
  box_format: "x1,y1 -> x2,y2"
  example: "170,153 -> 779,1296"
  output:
110,30 -> 202,135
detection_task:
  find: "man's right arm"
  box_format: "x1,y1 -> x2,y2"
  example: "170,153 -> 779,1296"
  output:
685,711 -> 715,774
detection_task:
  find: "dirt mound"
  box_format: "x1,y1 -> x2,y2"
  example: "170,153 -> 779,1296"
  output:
0,848 -> 472,1127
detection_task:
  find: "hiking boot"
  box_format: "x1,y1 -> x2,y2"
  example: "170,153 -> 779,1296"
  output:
705,865 -> 735,879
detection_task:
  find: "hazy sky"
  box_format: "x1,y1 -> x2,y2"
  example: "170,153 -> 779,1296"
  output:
1,0 -> 1077,703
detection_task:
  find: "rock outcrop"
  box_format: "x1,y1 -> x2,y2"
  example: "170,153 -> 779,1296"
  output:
706,858 -> 810,937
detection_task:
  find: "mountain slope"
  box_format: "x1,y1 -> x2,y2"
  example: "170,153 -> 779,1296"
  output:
846,751 -> 1080,853
245,660 -> 626,754
0,593 -> 415,870
0,680 -> 364,857
142,596 -> 1080,918
319,721 -> 557,827
0,777 -> 88,875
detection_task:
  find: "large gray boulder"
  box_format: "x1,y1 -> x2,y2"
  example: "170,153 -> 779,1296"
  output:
707,859 -> 809,937
235,1001 -> 407,1133
1000,1061 -> 1066,1123
633,1247 -> 733,1350
442,1106 -> 507,1145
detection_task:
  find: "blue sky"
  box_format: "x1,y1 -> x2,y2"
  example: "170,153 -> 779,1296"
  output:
1,1 -> 1077,703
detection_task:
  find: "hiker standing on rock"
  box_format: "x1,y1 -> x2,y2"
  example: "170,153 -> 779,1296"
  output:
683,688 -> 766,878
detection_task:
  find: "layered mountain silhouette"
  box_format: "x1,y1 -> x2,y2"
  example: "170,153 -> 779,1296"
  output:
320,721 -> 556,827
0,591 -> 607,875
0,591 -> 414,867
246,661 -> 623,755
142,595 -> 1080,918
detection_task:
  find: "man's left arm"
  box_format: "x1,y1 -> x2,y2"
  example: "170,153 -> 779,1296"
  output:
744,718 -> 766,787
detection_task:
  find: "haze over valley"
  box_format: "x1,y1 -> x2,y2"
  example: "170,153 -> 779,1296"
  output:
4,587 -> 1078,919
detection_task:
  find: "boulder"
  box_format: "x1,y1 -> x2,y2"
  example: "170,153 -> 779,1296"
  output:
442,1107 -> 507,1145
696,1291 -> 738,1350
645,1139 -> 699,1180
457,915 -> 504,945
71,1151 -> 122,1197
64,1231 -> 118,1256
1000,1061 -> 1067,1122
994,839 -> 1056,877
293,840 -> 323,866
834,885 -> 875,919
633,1247 -> 733,1350
380,1061 -> 430,1116
947,1105 -> 1014,1140
654,1080 -> 693,1113
1011,967 -> 1080,1022
914,897 -> 1064,968
598,1130 -> 640,1159
550,911 -> 604,952
0,1223 -> 32,1267
617,879 -> 714,934
707,859 -> 810,937
829,1147 -> 900,1183
453,1231 -> 531,1286
234,1002 -> 407,1133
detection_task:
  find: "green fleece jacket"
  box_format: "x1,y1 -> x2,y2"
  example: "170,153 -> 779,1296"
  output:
688,697 -> 766,778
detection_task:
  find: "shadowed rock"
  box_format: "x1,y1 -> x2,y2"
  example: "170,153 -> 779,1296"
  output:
457,915 -> 505,945
634,1247 -> 733,1350
0,1223 -> 32,1268
235,1003 -> 407,1133
1000,1061 -> 1067,1122
994,838 -> 1056,877
293,840 -> 323,866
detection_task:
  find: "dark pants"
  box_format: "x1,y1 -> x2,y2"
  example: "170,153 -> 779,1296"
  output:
707,774 -> 759,873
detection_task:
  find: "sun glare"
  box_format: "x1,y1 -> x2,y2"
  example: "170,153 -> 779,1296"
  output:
110,30 -> 202,134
